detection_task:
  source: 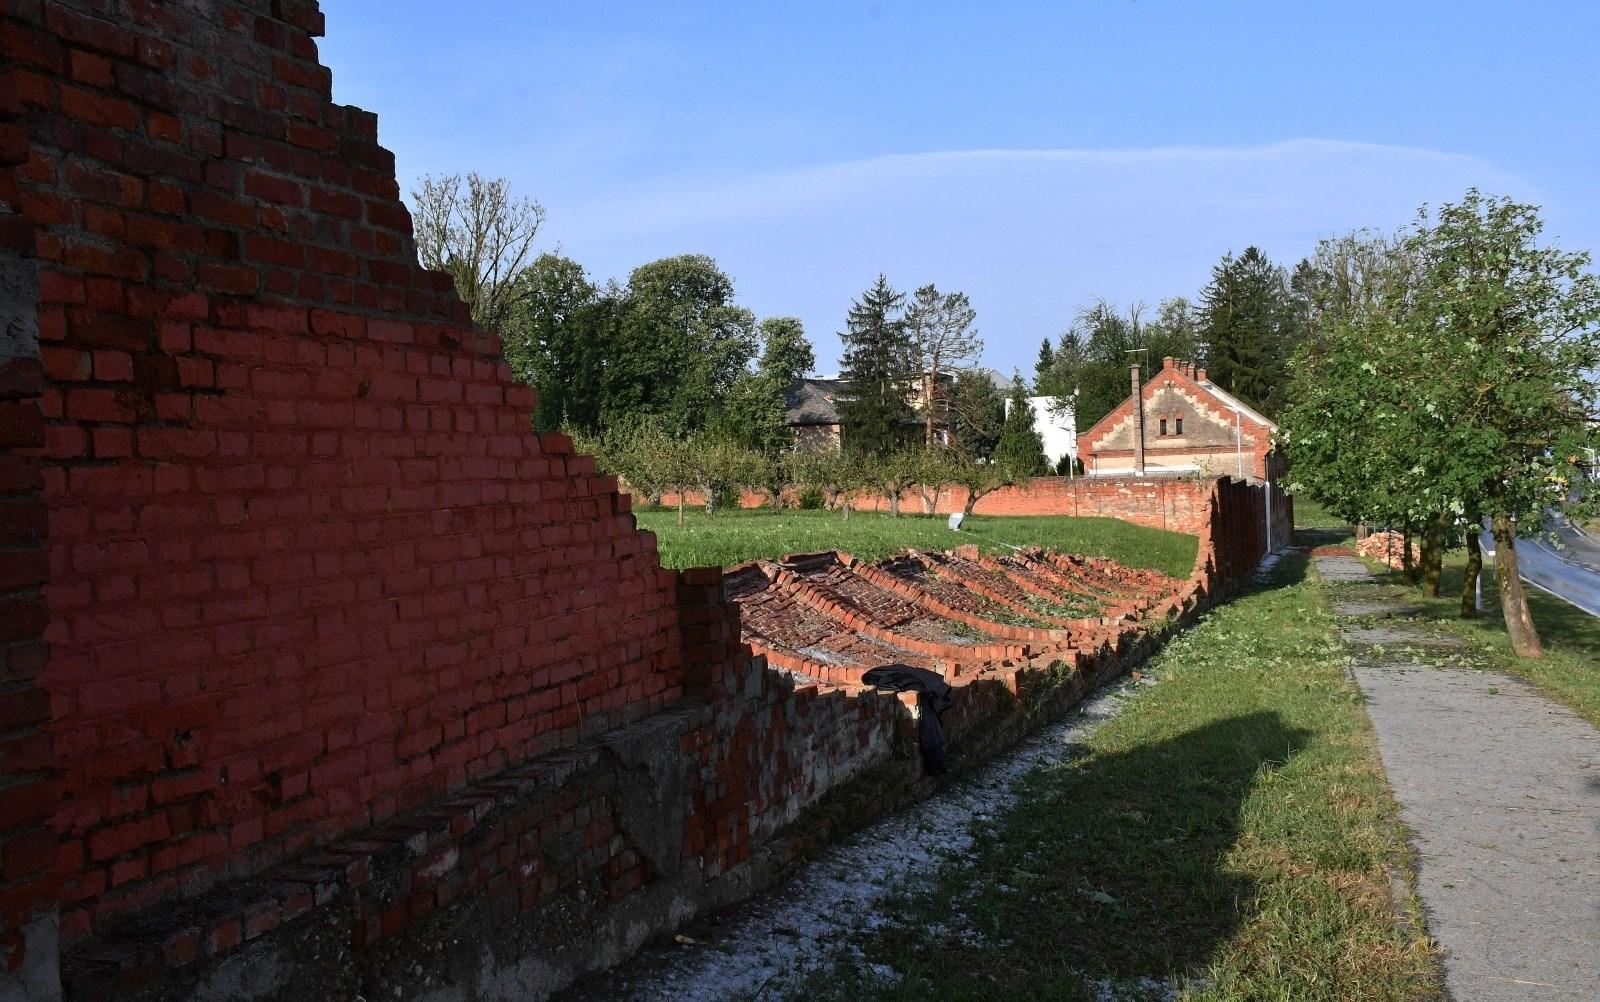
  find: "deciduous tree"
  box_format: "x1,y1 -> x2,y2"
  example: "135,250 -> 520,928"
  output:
412,173 -> 546,332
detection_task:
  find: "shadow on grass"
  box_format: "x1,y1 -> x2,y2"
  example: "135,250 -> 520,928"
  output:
846,711 -> 1313,999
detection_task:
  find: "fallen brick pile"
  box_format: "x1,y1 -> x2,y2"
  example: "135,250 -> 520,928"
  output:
728,544 -> 1184,686
1357,531 -> 1418,569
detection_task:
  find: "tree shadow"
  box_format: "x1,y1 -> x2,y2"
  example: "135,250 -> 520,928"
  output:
861,711 -> 1312,997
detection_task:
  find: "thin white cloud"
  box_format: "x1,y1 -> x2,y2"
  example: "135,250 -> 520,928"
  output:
536,140 -> 1540,375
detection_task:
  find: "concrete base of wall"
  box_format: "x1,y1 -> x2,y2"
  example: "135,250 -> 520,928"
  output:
0,911 -> 60,1002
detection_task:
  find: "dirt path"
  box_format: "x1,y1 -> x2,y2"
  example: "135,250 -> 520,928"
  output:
1318,555 -> 1600,1001
569,676 -> 1161,1001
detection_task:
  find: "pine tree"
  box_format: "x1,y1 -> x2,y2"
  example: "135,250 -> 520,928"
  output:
993,375 -> 1048,476
1198,247 -> 1293,415
1034,338 -> 1056,392
838,275 -> 916,457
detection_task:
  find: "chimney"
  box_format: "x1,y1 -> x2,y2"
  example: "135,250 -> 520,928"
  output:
1132,361 -> 1145,475
1162,356 -> 1175,371
1196,367 -> 1207,382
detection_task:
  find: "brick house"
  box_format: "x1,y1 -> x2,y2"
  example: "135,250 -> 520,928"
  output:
1079,357 -> 1282,481
783,372 -> 956,451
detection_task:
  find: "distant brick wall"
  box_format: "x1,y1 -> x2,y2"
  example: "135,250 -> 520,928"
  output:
6,0 -> 683,943
664,473 -> 1285,538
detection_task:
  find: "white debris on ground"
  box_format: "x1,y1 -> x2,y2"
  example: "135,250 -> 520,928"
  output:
607,675 -> 1179,1002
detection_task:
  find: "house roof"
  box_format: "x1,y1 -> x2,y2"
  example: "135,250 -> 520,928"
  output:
1078,358 -> 1277,449
784,378 -> 845,426
1196,379 -> 1274,431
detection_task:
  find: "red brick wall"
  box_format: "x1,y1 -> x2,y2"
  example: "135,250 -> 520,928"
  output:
0,25 -> 61,990
664,474 -> 1225,535
4,0 -> 685,941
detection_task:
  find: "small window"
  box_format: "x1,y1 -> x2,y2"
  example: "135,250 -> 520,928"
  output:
1175,417 -> 1184,435
1159,418 -> 1168,436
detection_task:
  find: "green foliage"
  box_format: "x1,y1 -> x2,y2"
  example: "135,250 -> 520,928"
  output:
1037,298 -> 1199,432
609,254 -> 758,437
1284,192 -> 1600,532
948,369 -> 1005,459
993,376 -> 1049,476
1198,247 -> 1299,417
500,253 -> 614,432
839,275 -> 918,458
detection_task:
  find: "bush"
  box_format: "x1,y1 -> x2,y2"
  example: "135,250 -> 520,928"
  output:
797,485 -> 826,509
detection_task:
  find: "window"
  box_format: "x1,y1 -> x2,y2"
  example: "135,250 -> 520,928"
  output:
1175,417 -> 1184,435
1159,418 -> 1168,436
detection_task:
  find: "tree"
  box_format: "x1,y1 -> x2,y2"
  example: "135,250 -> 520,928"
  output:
1284,192 -> 1600,658
1198,247 -> 1296,416
994,376 -> 1049,476
500,253 -> 615,432
838,275 -> 917,457
905,284 -> 982,446
1406,192 -> 1600,655
611,255 -> 757,437
948,369 -> 1006,460
1034,338 -> 1056,390
412,173 -> 546,332
911,447 -> 959,514
715,316 -> 815,456
949,448 -> 1015,517
876,448 -> 924,518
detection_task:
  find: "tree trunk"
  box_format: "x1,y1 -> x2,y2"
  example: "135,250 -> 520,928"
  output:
919,486 -> 936,514
1491,515 -> 1543,658
842,499 -> 851,521
1460,529 -> 1482,619
677,492 -> 684,527
1420,519 -> 1444,597
1401,529 -> 1416,585
887,487 -> 900,518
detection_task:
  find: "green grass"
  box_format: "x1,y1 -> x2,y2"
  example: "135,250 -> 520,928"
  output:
1291,496 -> 1350,532
632,508 -> 1198,578
780,554 -> 1441,1001
1354,551 -> 1600,728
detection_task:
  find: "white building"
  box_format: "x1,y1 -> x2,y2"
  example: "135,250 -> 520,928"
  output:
1005,395 -> 1077,470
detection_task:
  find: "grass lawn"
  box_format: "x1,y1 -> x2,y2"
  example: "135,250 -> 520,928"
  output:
1355,551 -> 1600,729
1290,496 -> 1350,532
633,507 -> 1198,578
782,553 -> 1441,1001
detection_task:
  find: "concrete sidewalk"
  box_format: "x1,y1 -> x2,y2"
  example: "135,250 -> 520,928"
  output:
1316,555 -> 1600,1001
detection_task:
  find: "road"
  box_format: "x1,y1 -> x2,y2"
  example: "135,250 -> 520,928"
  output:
1481,515 -> 1600,617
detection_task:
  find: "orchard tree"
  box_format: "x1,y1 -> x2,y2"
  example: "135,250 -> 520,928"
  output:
905,284 -> 982,446
839,275 -> 916,457
412,173 -> 546,331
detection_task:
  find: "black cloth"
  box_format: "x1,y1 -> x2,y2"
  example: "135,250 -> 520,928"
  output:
861,664 -> 953,776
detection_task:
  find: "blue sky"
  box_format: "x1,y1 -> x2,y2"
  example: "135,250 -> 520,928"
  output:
321,1 -> 1600,377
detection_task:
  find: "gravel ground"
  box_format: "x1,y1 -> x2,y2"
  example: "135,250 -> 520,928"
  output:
589,674 -> 1171,1002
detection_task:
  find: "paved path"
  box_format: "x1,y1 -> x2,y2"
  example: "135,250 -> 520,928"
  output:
1317,555 -> 1600,1002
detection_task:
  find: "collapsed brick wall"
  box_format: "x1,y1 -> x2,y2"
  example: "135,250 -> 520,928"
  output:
4,0 -> 688,944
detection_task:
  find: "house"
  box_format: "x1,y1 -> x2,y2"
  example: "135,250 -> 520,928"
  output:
783,372 -> 958,451
783,377 -> 846,450
1004,395 -> 1078,469
1079,357 -> 1281,481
